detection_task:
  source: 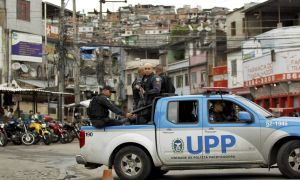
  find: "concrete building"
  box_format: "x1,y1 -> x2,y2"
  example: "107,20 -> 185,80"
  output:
243,0 -> 300,37
242,26 -> 300,116
226,3 -> 257,95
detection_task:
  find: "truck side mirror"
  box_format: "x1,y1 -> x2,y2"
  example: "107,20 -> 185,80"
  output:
238,111 -> 253,123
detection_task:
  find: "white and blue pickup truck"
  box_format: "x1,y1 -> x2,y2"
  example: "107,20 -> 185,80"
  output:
76,93 -> 300,180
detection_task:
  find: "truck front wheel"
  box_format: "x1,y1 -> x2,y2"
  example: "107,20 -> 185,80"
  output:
114,146 -> 152,180
277,140 -> 300,178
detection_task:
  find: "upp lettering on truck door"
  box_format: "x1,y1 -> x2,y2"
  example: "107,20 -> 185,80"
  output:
157,98 -> 203,164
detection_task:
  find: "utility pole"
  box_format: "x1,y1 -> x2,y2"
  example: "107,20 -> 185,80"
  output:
73,0 -> 81,105
98,0 -> 104,88
97,0 -> 127,89
58,0 -> 65,121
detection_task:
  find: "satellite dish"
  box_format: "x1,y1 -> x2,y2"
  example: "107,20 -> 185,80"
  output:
205,26 -> 212,32
30,68 -> 37,78
21,64 -> 28,73
197,26 -> 204,32
188,25 -> 193,32
12,62 -> 21,70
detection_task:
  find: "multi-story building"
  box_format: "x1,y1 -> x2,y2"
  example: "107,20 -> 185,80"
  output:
226,3 -> 257,96
242,26 -> 300,116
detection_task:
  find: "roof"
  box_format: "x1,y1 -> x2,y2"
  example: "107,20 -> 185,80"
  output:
0,87 -> 73,96
17,79 -> 48,88
243,0 -> 300,13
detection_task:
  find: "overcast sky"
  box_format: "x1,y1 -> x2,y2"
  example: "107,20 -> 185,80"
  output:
45,0 -> 267,13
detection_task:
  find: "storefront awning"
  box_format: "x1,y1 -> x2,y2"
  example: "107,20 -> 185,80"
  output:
17,79 -> 48,88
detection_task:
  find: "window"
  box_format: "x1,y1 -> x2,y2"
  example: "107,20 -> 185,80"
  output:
127,74 -> 132,85
168,100 -> 198,124
208,100 -> 249,123
17,0 -> 30,22
231,60 -> 237,76
176,75 -> 183,88
231,21 -> 236,36
191,72 -> 197,84
242,18 -> 246,33
200,71 -> 206,83
185,74 -> 189,86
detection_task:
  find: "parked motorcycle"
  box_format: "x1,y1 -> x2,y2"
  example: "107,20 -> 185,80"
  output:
4,120 -> 23,145
48,121 -> 70,143
19,120 -> 35,146
0,122 -> 8,147
29,119 -> 51,145
63,113 -> 84,143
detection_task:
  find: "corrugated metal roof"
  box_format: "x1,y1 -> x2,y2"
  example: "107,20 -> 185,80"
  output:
0,87 -> 73,96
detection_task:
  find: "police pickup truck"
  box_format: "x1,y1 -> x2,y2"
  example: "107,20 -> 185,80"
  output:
76,92 -> 300,180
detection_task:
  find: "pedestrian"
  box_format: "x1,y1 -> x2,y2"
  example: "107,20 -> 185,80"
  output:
28,110 -> 34,121
132,67 -> 145,110
6,108 -> 14,121
155,65 -> 175,94
88,85 -> 134,128
0,107 -> 4,123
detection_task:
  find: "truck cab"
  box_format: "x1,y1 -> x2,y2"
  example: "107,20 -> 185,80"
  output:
77,92 -> 300,180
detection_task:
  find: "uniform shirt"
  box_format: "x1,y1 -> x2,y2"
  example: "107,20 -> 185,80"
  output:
142,73 -> 161,105
95,94 -> 125,119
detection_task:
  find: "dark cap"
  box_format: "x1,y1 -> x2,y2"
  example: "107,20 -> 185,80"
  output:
103,85 -> 116,93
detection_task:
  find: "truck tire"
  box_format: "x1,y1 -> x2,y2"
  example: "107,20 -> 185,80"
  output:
114,146 -> 152,180
277,140 -> 300,179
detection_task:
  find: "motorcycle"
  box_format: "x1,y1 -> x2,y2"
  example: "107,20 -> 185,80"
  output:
29,119 -> 51,145
0,122 -> 8,147
4,120 -> 23,145
48,121 -> 70,143
19,120 -> 35,146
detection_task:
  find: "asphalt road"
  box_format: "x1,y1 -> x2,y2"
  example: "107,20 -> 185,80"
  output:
0,142 -> 286,180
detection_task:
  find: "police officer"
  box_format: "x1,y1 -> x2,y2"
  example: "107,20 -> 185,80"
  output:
132,67 -> 145,110
90,86 -> 134,128
142,63 -> 161,105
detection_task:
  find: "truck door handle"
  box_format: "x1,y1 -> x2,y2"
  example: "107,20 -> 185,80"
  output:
163,131 -> 174,134
205,128 -> 216,133
163,128 -> 174,134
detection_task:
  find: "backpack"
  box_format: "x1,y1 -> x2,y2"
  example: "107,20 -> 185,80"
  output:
87,96 -> 101,118
162,75 -> 175,94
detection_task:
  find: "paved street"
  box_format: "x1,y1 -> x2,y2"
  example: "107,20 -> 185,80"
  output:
0,142 -> 286,180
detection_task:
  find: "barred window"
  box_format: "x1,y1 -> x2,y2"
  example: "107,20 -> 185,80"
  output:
17,0 -> 30,22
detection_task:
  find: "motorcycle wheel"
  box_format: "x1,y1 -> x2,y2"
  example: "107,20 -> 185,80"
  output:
33,132 -> 40,144
0,132 -> 8,147
67,130 -> 75,143
43,134 -> 51,145
60,131 -> 70,144
21,133 -> 35,146
12,132 -> 22,145
50,132 -> 60,143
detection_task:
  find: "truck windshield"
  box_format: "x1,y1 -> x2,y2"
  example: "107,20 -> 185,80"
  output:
236,97 -> 274,118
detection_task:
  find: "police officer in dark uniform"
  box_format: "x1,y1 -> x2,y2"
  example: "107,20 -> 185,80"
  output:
132,67 -> 145,110
90,86 -> 134,128
142,63 -> 161,105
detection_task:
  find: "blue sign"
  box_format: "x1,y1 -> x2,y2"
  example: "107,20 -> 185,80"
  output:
11,32 -> 43,62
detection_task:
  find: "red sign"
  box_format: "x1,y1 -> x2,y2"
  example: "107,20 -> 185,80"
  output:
214,80 -> 228,87
244,72 -> 300,87
213,66 -> 227,76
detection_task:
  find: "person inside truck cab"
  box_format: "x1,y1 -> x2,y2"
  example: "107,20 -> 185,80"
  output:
210,101 -> 227,122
